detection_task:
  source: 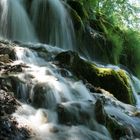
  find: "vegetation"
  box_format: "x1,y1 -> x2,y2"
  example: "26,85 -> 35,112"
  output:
67,0 -> 140,77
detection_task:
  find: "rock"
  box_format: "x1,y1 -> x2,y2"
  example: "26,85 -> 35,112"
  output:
0,88 -> 31,140
95,99 -> 106,125
0,75 -> 23,95
0,41 -> 16,60
0,54 -> 12,63
85,82 -> 103,94
0,117 -> 31,140
57,101 -> 94,126
94,98 -> 134,139
31,83 -> 47,108
106,116 -> 128,140
67,0 -> 88,21
32,83 -> 58,109
132,111 -> 140,118
55,51 -> 135,105
0,90 -> 20,116
0,64 -> 23,75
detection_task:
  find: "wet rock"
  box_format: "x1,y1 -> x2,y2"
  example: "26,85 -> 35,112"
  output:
55,51 -> 135,105
106,117 -> 126,140
95,99 -> 106,125
57,101 -> 94,126
0,90 -> 20,116
85,82 -> 102,94
0,54 -> 12,63
59,68 -> 71,77
0,89 -> 31,140
67,0 -> 88,21
94,98 -> 133,139
132,111 -> 140,118
32,83 -> 57,109
0,76 -> 20,93
0,117 -> 31,140
31,83 -> 47,108
0,64 -> 23,75
0,41 -> 16,60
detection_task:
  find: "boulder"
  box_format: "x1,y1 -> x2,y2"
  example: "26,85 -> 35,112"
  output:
0,90 -> 31,140
55,51 -> 135,105
0,41 -> 16,60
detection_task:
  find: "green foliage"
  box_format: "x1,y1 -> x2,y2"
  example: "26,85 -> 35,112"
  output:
107,30 -> 123,64
120,30 -> 140,77
68,0 -> 140,77
79,0 -> 140,29
97,16 -> 123,64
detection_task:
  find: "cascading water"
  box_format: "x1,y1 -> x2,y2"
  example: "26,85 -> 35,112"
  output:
0,0 -> 38,42
0,0 -> 75,50
13,44 -> 111,140
131,76 -> 140,108
1,0 -> 140,139
31,0 -> 75,50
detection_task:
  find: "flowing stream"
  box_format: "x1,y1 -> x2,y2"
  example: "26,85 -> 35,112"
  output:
12,44 -> 111,140
0,0 -> 140,139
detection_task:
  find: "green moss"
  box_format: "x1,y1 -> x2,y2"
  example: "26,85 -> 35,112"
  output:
69,8 -> 84,31
74,59 -> 135,104
56,51 -> 135,105
67,1 -> 88,22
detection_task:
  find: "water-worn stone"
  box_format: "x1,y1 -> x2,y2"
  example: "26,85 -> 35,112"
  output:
55,51 -> 135,105
0,89 -> 31,140
57,101 -> 95,126
0,41 -> 16,60
95,99 -> 106,125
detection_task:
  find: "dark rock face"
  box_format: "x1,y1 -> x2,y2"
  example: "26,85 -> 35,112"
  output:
0,41 -> 32,139
94,99 -> 131,139
0,41 -> 16,60
31,83 -> 48,108
95,99 -> 106,125
0,90 -> 19,116
57,101 -> 95,127
55,51 -> 135,105
0,118 -> 30,140
0,63 -> 23,74
0,90 -> 31,140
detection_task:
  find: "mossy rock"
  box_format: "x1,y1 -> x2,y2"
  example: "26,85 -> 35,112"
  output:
69,7 -> 84,31
55,51 -> 135,105
67,0 -> 88,21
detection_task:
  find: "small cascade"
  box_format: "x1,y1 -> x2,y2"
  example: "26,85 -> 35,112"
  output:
31,0 -> 75,50
131,76 -> 140,108
1,0 -> 140,139
15,45 -> 93,107
0,0 -> 37,42
12,44 -> 111,140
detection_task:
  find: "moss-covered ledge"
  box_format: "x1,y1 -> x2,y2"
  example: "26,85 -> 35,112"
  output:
55,51 -> 135,105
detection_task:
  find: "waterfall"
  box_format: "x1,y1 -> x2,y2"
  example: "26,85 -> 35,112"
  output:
1,0 -> 140,139
0,0 -> 38,42
15,45 -> 93,107
13,44 -> 111,140
0,0 -> 75,50
31,0 -> 75,50
131,76 -> 140,108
